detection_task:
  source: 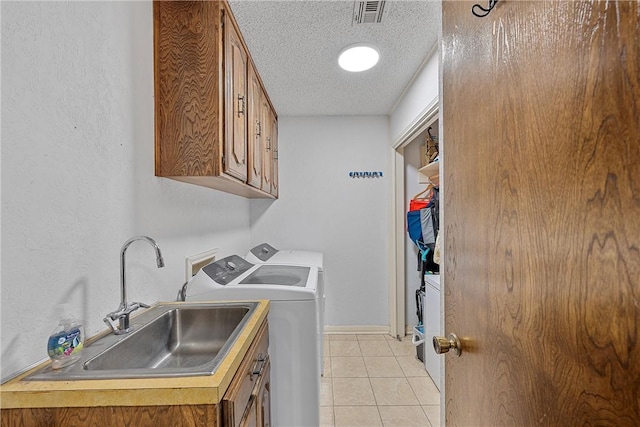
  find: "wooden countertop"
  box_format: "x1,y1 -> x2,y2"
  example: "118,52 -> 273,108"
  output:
0,300 -> 270,409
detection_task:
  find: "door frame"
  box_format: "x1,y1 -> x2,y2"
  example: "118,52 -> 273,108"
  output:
389,99 -> 439,338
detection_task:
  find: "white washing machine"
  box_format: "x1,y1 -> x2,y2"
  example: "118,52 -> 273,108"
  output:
246,243 -> 326,374
185,255 -> 320,427
423,274 -> 442,391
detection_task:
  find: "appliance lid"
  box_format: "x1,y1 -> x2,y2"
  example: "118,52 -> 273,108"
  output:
239,265 -> 311,287
267,251 -> 324,269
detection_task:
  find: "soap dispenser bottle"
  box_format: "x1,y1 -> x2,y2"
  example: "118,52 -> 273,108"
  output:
47,307 -> 85,369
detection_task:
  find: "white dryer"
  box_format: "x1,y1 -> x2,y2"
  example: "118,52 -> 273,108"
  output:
246,243 -> 326,374
185,255 -> 320,427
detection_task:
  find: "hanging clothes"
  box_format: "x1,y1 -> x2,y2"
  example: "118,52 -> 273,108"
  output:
407,187 -> 440,289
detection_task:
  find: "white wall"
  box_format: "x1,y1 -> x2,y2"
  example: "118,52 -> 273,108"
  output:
250,116 -> 390,327
390,48 -> 439,144
1,1 -> 252,380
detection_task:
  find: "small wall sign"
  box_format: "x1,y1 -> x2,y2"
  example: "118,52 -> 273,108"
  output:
349,171 -> 384,178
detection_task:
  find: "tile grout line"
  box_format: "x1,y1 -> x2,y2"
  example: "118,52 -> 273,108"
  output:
359,340 -> 384,426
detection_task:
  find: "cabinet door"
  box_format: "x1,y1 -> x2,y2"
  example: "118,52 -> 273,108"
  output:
222,320 -> 269,427
268,109 -> 278,197
240,356 -> 270,427
257,358 -> 271,427
223,12 -> 248,181
260,90 -> 272,194
239,396 -> 258,427
246,63 -> 262,189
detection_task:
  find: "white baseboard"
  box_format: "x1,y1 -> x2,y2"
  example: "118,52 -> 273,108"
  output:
324,325 -> 390,335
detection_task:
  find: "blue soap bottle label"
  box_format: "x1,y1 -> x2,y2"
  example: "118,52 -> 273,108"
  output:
47,328 -> 82,358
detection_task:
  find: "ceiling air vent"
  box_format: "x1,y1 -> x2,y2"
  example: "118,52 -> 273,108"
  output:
353,1 -> 386,24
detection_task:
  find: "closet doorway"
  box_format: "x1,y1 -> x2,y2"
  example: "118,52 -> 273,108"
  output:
389,101 -> 440,342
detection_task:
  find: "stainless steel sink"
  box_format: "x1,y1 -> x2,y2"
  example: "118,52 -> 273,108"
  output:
25,302 -> 258,381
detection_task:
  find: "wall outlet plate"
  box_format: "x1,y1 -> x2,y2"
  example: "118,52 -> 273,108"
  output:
185,249 -> 218,281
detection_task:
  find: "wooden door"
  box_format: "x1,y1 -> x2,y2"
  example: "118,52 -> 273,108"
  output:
224,11 -> 247,181
247,62 -> 263,189
442,1 -> 640,425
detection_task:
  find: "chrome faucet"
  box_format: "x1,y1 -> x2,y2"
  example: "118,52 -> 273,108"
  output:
104,236 -> 165,334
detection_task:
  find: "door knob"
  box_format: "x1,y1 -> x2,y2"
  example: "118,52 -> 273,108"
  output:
433,333 -> 461,357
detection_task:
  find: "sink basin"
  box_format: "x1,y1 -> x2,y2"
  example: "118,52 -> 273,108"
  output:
25,301 -> 258,381
85,305 -> 250,371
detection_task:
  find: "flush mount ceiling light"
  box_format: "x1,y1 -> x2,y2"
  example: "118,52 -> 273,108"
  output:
338,44 -> 380,72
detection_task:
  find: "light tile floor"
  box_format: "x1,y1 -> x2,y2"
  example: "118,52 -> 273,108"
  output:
321,334 -> 441,427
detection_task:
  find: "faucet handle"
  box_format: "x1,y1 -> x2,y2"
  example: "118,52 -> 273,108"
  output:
103,317 -> 118,333
117,301 -> 149,315
105,308 -> 124,321
130,301 -> 150,310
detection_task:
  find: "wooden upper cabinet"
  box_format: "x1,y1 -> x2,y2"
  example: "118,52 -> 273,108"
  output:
154,0 -> 277,199
260,98 -> 278,197
260,90 -> 272,194
269,107 -> 278,197
247,63 -> 263,189
223,11 -> 248,181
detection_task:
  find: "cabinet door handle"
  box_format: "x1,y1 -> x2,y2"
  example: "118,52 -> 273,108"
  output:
265,137 -> 271,150
237,94 -> 245,117
256,120 -> 262,136
250,353 -> 268,381
273,149 -> 278,160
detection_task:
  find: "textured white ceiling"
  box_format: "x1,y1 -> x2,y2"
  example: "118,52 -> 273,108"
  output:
228,0 -> 441,116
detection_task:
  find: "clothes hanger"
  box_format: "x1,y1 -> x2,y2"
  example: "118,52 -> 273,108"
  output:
412,182 -> 434,200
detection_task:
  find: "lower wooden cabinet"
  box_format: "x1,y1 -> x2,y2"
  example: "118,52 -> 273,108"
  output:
237,357 -> 270,427
222,319 -> 270,427
0,405 -> 222,427
256,358 -> 271,427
